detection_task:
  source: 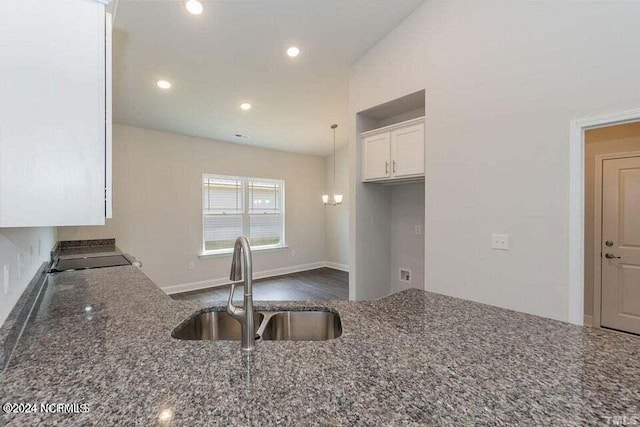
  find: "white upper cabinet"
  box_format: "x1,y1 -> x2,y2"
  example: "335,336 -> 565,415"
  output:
363,132 -> 392,181
391,122 -> 425,178
361,117 -> 425,183
0,0 -> 112,227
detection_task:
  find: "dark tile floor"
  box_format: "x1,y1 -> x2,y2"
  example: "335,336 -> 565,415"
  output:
170,268 -> 349,303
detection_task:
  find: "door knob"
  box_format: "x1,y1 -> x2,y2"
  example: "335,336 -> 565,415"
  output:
605,253 -> 621,259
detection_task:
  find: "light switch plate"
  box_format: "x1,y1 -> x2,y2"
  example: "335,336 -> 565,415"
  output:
3,265 -> 9,295
414,225 -> 422,235
16,253 -> 23,280
491,234 -> 510,250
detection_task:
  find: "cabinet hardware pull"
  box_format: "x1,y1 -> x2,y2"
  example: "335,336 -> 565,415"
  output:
385,161 -> 389,175
393,161 -> 397,173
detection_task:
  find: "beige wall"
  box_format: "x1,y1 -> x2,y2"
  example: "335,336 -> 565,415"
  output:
58,125 -> 327,292
350,0 -> 640,321
324,146 -> 349,267
584,122 -> 640,318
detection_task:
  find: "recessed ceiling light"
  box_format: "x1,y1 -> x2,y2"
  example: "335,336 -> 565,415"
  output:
239,103 -> 252,111
185,0 -> 203,15
287,47 -> 300,57
156,80 -> 171,90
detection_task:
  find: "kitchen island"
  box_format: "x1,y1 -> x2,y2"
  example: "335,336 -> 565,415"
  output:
1,265 -> 639,426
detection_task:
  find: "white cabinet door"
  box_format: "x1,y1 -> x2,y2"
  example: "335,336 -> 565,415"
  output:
363,133 -> 391,181
0,0 -> 108,227
391,123 -> 424,178
105,12 -> 113,219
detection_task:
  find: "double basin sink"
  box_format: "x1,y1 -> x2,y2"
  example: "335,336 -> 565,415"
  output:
172,309 -> 342,342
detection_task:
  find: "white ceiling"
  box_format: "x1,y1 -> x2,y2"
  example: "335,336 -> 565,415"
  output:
112,0 -> 425,156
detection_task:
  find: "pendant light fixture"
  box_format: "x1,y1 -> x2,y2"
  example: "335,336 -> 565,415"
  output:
322,124 -> 343,206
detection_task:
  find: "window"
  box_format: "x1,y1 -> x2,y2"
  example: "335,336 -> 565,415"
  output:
202,174 -> 285,254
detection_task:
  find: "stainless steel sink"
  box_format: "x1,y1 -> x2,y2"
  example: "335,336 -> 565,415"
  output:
172,309 -> 341,341
172,311 -> 264,341
260,311 -> 342,341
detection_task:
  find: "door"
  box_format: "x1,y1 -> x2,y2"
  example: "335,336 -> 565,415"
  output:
0,0 -> 107,226
363,133 -> 391,180
391,123 -> 424,178
601,156 -> 640,334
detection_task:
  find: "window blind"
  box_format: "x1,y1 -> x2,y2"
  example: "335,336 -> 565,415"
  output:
202,174 -> 285,253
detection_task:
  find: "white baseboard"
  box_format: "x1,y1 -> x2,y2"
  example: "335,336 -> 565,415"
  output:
583,314 -> 593,327
162,261 -> 348,295
325,262 -> 349,272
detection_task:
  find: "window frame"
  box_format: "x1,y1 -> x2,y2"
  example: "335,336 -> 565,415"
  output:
201,173 -> 286,255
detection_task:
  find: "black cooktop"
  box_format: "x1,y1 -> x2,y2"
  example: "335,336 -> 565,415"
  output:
51,255 -> 131,272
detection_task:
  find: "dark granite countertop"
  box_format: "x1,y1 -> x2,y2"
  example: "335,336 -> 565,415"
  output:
54,239 -> 122,260
1,265 -> 639,426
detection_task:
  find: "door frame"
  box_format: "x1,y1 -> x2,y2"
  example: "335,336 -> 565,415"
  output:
592,151 -> 640,328
568,108 -> 640,325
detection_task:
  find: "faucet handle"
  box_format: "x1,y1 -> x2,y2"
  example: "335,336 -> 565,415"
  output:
227,282 -> 236,309
226,282 -> 244,321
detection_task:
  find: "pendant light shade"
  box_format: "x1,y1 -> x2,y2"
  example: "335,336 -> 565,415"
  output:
323,124 -> 343,206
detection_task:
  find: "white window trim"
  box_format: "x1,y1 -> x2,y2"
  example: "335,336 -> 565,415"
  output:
198,245 -> 289,258
201,173 -> 286,256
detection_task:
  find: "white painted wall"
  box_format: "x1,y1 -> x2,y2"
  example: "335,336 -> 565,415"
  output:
324,147 -> 349,269
58,125 -> 327,293
350,0 -> 640,321
390,183 -> 424,293
0,227 -> 56,326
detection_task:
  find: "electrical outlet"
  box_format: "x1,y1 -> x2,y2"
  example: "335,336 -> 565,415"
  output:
16,253 -> 23,280
414,225 -> 422,235
290,249 -> 297,257
399,268 -> 411,283
3,265 -> 9,295
491,234 -> 510,250
188,262 -> 196,270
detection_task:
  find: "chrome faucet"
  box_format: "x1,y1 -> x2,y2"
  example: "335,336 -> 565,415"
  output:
226,236 -> 255,352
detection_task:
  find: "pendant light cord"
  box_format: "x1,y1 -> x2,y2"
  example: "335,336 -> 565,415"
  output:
333,126 -> 336,197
